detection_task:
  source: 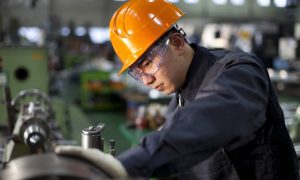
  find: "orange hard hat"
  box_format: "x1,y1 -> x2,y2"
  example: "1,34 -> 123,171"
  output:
109,0 -> 185,76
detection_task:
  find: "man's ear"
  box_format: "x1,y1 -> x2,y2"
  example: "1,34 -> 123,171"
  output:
169,32 -> 185,51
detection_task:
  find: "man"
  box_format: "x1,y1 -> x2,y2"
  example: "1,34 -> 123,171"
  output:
56,0 -> 299,179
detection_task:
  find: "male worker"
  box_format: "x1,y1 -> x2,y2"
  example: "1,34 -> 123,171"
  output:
56,0 -> 299,179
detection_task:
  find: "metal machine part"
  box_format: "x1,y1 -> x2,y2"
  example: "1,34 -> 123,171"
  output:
1,88 -> 116,179
3,101 -> 52,162
109,139 -> 116,157
2,89 -> 58,163
23,122 -> 47,148
81,123 -> 105,151
18,102 -> 50,149
1,153 -> 110,180
11,89 -> 55,119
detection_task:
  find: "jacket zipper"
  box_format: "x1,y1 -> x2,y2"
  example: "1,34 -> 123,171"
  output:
177,90 -> 184,107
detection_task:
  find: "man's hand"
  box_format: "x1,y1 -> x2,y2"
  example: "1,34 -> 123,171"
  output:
55,146 -> 128,178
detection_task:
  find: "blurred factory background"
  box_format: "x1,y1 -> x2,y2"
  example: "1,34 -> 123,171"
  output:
0,0 -> 300,178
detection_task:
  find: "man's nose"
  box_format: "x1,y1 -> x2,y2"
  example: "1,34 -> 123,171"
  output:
141,75 -> 155,86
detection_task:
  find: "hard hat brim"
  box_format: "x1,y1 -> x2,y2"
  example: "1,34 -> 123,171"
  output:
117,60 -> 135,76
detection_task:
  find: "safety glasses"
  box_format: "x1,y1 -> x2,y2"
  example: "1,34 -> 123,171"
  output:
128,34 -> 170,82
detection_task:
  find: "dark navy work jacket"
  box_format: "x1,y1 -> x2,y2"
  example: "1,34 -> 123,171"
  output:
118,44 -> 299,179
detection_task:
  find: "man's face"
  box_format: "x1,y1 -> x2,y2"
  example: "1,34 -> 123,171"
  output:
140,43 -> 186,95
128,32 -> 188,95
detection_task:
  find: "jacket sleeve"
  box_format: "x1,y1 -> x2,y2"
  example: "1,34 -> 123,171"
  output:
117,59 -> 269,177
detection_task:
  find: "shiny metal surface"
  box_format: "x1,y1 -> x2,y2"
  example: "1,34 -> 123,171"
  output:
23,124 -> 46,148
18,110 -> 50,151
11,89 -> 54,118
2,88 -> 60,163
1,153 -> 110,180
81,124 -> 105,151
109,140 -> 116,157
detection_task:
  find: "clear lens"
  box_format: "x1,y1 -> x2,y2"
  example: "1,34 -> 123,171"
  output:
128,35 -> 170,82
137,59 -> 159,75
128,68 -> 142,81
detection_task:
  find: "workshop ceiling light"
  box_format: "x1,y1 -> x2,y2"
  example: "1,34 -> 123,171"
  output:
230,0 -> 245,5
60,27 -> 70,37
75,27 -> 87,37
212,0 -> 227,5
257,0 -> 270,7
168,0 -> 180,3
18,27 -> 43,44
184,0 -> 199,4
89,27 -> 110,44
274,0 -> 287,7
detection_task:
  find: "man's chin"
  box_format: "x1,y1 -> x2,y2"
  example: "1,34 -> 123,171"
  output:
162,88 -> 175,95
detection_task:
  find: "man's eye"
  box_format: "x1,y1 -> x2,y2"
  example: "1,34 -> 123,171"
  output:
141,60 -> 152,68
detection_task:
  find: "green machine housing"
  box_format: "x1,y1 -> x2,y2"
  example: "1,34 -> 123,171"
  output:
0,46 -> 49,125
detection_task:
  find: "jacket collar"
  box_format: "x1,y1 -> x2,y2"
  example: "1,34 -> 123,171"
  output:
178,44 -> 216,101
